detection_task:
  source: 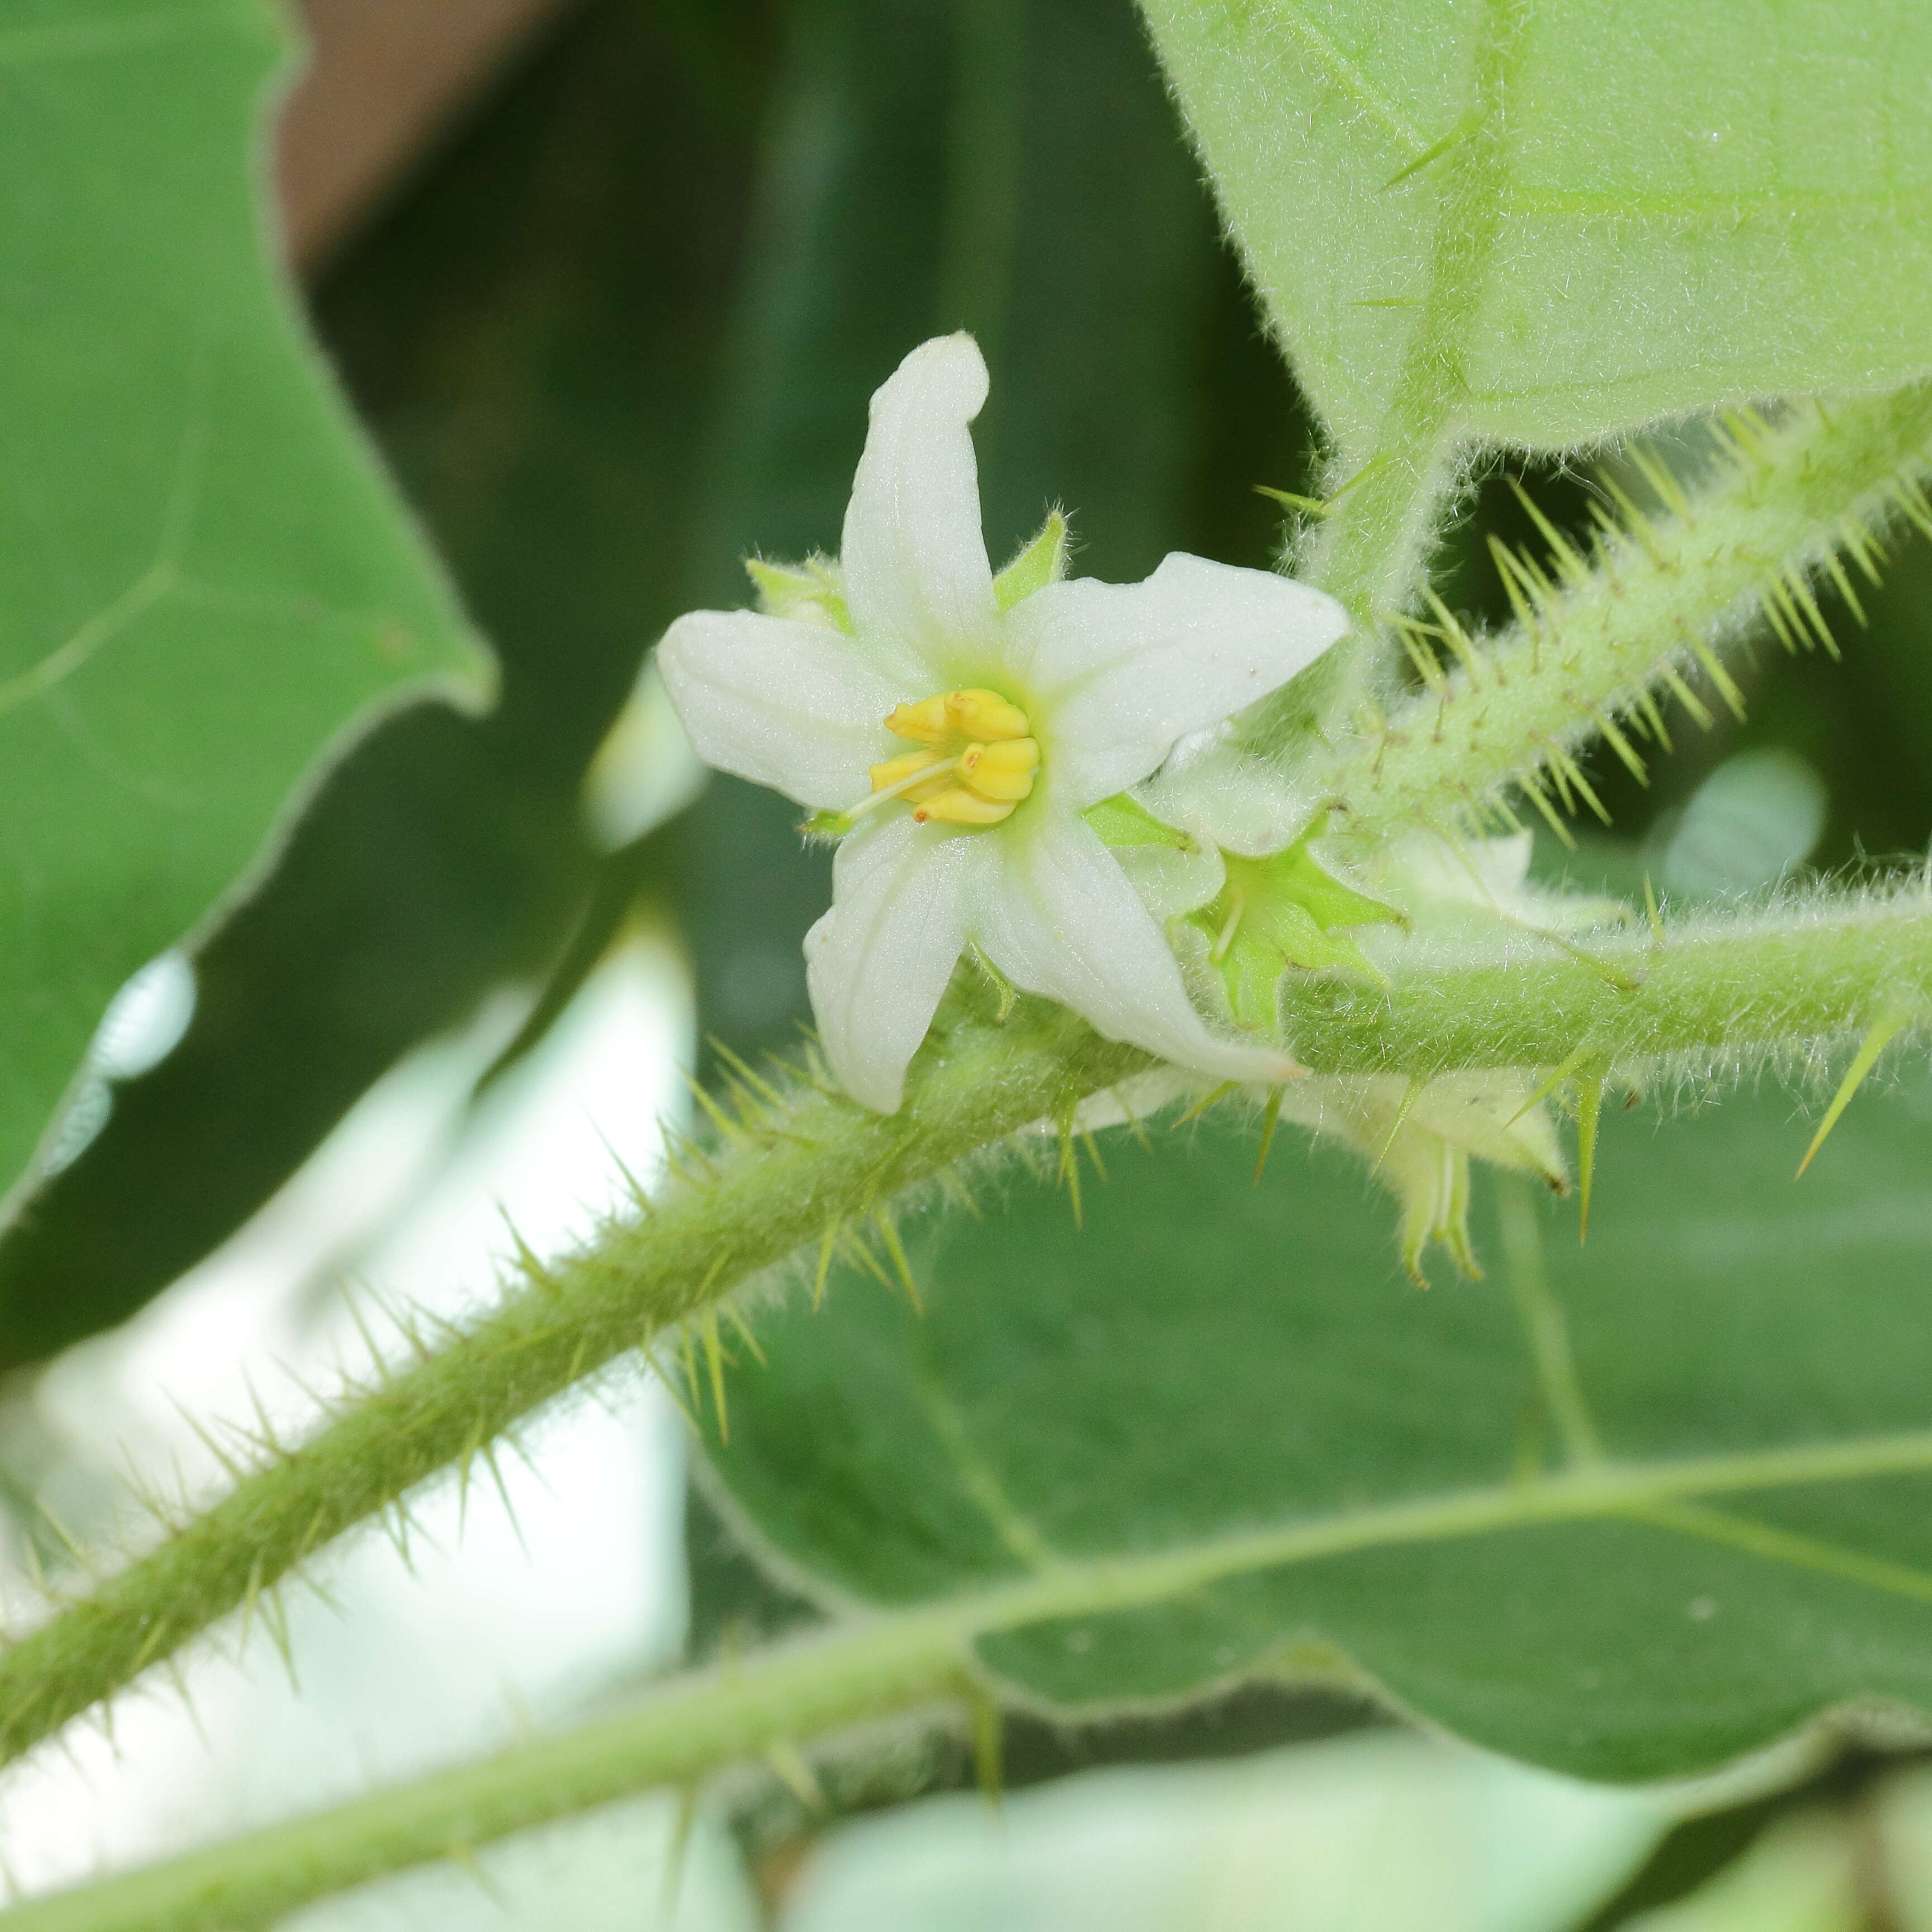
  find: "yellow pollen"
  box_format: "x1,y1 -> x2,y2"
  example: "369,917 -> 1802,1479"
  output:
867,688 -> 1039,827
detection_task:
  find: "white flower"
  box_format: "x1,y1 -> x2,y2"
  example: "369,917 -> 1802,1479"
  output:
657,335 -> 1348,1113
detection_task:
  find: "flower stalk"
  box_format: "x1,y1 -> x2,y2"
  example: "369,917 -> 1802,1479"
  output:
1279,887 -> 1932,1079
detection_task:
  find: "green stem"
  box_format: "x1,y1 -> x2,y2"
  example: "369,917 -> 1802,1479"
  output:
0,1617 -> 969,1932
0,1006 -> 1145,1773
7,887 -> 1924,1779
1284,0 -> 1529,732
28,1418 -> 1932,1930
1334,379 -> 1932,837
1279,891 -> 1932,1076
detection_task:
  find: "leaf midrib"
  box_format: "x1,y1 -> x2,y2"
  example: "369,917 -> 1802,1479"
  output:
901,1422 -> 1932,1642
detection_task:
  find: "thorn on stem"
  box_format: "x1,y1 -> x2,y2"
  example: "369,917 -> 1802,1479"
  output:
662,1784 -> 698,1917
701,1309 -> 730,1444
765,1739 -> 827,1813
1254,1085 -> 1286,1185
1797,1011 -> 1907,1177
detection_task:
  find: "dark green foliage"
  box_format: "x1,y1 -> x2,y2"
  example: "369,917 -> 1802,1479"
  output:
0,0 -> 774,1362
709,1077 -> 1932,1780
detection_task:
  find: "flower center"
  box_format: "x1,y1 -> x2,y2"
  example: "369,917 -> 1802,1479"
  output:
860,687 -> 1040,827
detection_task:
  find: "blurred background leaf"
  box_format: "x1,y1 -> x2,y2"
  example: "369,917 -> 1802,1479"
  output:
0,0 -> 769,1364
0,0 -> 482,1239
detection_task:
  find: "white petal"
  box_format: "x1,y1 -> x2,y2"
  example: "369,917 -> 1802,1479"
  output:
1111,835 -> 1225,921
657,609 -> 905,811
840,335 -> 998,663
970,806 -> 1298,1086
1136,736 -> 1322,858
805,814 -> 977,1114
1006,553 -> 1349,807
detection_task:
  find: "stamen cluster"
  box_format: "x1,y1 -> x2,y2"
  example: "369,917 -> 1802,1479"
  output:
868,688 -> 1040,826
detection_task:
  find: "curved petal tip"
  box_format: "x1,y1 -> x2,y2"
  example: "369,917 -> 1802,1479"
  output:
873,333 -> 989,426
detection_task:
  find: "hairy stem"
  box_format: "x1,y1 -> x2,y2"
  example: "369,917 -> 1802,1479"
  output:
1237,0 -> 1529,755
9,884 -> 1926,1772
1235,0 -> 1535,763
1333,379 -> 1932,837
0,1007 -> 1144,1772
12,863 -> 1929,1775
2,1615 -> 970,1932
1281,888 -> 1932,1077
27,1418 -> 1932,1930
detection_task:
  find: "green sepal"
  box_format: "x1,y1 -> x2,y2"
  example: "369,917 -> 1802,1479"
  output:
993,509 -> 1069,610
1263,830 -> 1406,935
965,942 -> 1019,1022
1083,792 -> 1198,851
746,554 -> 854,632
1196,820 -> 1405,1027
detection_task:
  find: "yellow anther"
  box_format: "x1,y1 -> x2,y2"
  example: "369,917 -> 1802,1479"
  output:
913,788 -> 1014,826
958,736 -> 1039,802
944,688 -> 1030,741
883,695 -> 953,744
873,688 -> 1038,830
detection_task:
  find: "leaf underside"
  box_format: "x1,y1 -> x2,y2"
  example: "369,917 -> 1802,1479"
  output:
1142,0 -> 1932,453
708,1079 -> 1932,1782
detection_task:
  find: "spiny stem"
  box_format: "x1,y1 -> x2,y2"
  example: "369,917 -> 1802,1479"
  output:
10,886 -> 1928,1771
0,1007 -> 1144,1773
31,1418 -> 1932,1930
1332,378 -> 1932,836
1278,888 -> 1932,1078
11,877 -> 1930,1772
0,1615 -> 970,1932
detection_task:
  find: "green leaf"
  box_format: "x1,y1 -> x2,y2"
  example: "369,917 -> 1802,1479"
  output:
1140,0 -> 1932,454
0,1 -> 482,1206
707,1077 -> 1932,1782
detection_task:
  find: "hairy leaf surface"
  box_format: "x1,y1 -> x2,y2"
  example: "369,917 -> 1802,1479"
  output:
0,0 -> 482,1208
1139,0 -> 1932,454
708,1079 -> 1932,1780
